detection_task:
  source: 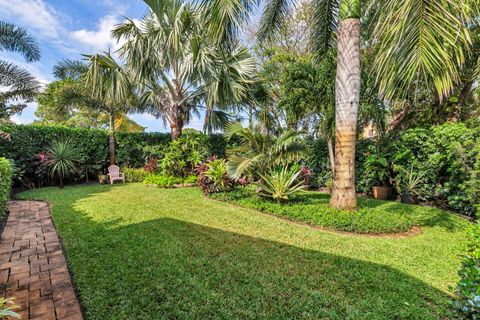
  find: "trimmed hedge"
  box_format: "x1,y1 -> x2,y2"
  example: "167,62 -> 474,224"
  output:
0,158 -> 12,216
0,124 -> 227,187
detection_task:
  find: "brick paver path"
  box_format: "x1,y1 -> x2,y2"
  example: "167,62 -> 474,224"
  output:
0,201 -> 83,320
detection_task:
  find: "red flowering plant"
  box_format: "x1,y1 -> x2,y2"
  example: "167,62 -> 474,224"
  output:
299,166 -> 313,186
145,158 -> 160,173
195,156 -> 235,194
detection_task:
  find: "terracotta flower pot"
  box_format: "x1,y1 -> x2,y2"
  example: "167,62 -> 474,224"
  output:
372,186 -> 391,200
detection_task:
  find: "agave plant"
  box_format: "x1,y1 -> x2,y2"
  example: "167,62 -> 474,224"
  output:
44,140 -> 81,188
256,166 -> 306,202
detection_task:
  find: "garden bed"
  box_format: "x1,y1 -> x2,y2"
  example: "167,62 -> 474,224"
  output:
210,188 -> 443,234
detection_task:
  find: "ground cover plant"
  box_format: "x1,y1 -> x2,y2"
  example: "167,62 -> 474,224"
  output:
17,183 -> 470,319
211,188 -> 421,234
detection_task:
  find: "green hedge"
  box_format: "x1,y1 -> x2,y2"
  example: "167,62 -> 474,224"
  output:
304,123 -> 480,216
451,222 -> 480,318
0,124 -> 227,187
0,158 -> 12,217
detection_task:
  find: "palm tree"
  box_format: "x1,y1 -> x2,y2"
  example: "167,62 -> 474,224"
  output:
83,53 -> 134,165
200,0 -> 476,210
113,0 -> 256,140
0,21 -> 41,120
225,122 -> 305,179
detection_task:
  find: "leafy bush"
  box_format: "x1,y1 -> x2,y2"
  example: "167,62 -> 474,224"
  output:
451,223 -> 480,319
123,168 -> 148,182
143,174 -> 182,188
160,131 -> 209,178
0,158 -> 12,217
143,174 -> 197,188
44,140 -> 82,188
257,167 -> 306,201
196,157 -> 234,194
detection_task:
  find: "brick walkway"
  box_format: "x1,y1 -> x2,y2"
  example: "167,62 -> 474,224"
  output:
0,201 -> 83,320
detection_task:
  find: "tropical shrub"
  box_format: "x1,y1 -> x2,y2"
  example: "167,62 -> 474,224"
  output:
196,157 -> 234,194
160,131 -> 209,178
451,223 -> 480,319
364,152 -> 390,187
143,174 -> 182,188
226,123 -> 304,180
256,166 -> 306,201
122,168 -> 148,182
44,140 -> 82,188
0,158 -> 12,216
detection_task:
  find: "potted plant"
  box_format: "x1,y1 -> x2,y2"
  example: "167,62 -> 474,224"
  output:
393,165 -> 425,204
365,154 -> 391,200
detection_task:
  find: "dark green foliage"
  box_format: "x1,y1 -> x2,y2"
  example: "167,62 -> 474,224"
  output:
388,123 -> 480,216
115,131 -> 171,167
305,123 -> 480,216
451,223 -> 480,319
0,158 -> 12,216
0,124 -> 227,187
0,124 -> 108,187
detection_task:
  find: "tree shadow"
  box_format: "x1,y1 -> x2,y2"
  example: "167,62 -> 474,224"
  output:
32,185 -> 454,320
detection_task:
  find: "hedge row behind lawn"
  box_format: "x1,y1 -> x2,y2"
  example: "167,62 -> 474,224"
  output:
305,122 -> 480,216
0,124 -> 227,188
0,158 -> 12,217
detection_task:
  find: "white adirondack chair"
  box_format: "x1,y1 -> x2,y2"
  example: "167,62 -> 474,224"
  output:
108,165 -> 125,184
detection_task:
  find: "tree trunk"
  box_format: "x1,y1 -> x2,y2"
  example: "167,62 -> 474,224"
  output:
327,137 -> 335,177
109,112 -> 116,165
59,175 -> 64,189
170,115 -> 183,140
330,15 -> 361,211
448,81 -> 473,122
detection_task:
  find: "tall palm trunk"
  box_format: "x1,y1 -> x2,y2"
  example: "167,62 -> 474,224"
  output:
108,111 -> 116,165
330,0 -> 361,211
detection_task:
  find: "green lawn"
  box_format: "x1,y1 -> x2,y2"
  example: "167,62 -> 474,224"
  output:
17,183 -> 470,319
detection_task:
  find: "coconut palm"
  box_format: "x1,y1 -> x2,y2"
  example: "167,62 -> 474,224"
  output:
0,21 -> 41,120
199,0 -> 477,210
83,53 -> 134,165
113,0 -> 256,140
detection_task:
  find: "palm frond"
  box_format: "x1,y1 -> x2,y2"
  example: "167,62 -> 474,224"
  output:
258,0 -> 293,42
311,0 -> 339,56
0,21 -> 40,62
53,59 -> 88,80
372,0 -> 474,100
0,61 -> 40,102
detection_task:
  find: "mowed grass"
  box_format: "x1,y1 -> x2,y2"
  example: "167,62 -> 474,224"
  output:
17,183 -> 471,320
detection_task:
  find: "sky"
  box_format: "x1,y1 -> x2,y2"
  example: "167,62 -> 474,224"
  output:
0,0 -> 211,132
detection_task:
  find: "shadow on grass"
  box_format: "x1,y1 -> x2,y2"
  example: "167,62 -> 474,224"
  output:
20,184 -> 455,320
